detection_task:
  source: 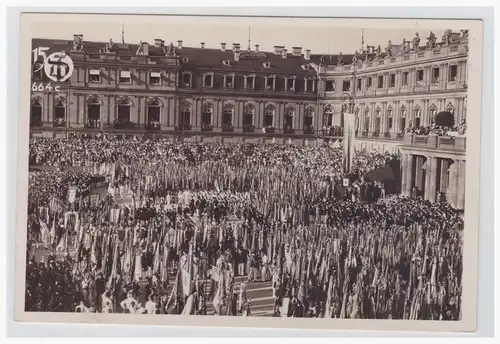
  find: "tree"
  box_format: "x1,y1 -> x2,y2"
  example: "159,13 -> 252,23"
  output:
434,111 -> 455,128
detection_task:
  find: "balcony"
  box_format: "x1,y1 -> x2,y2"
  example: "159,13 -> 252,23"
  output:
384,132 -> 391,138
146,122 -> 162,131
372,131 -> 380,138
264,126 -> 275,134
243,125 -> 255,133
222,124 -> 234,132
361,131 -> 369,137
283,127 -> 295,134
30,119 -> 43,127
174,124 -> 192,132
85,120 -> 101,129
113,120 -> 136,130
322,127 -> 343,137
53,119 -> 66,128
396,132 -> 405,140
303,126 -> 315,135
201,124 -> 213,132
405,133 -> 466,152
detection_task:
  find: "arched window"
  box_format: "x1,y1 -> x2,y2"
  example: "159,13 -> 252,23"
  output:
53,97 -> 66,127
146,97 -> 162,129
264,104 -> 275,127
243,104 -> 255,131
374,107 -> 381,134
201,103 -> 213,130
304,107 -> 314,133
323,106 -> 334,127
86,95 -> 102,128
30,97 -> 43,127
399,107 -> 407,133
116,96 -> 132,128
179,101 -> 191,130
386,108 -> 393,132
363,108 -> 370,134
414,107 -> 422,128
429,106 -> 438,124
222,104 -> 234,130
284,105 -> 295,132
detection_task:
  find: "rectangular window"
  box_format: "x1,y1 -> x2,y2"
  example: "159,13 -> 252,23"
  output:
366,77 -> 372,89
89,69 -> 101,83
377,75 -> 384,89
266,77 -> 275,90
402,72 -> 409,86
325,81 -> 335,92
342,80 -> 350,92
246,76 -> 255,89
449,65 -> 458,82
306,79 -> 315,92
203,74 -> 213,88
182,73 -> 192,87
225,75 -> 234,88
286,78 -> 295,91
432,67 -> 440,83
389,74 -> 395,88
119,71 -> 131,84
149,72 -> 161,85
417,69 -> 424,82
356,78 -> 362,91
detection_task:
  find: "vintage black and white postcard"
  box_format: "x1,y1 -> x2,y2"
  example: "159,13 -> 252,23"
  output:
14,13 -> 483,332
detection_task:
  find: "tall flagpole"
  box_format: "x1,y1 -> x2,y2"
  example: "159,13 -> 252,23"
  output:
121,23 -> 125,44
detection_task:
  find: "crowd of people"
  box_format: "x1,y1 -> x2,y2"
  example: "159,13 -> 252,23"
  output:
24,136 -> 463,320
407,119 -> 467,137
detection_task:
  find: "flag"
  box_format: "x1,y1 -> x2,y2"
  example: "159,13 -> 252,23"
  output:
343,112 -> 356,174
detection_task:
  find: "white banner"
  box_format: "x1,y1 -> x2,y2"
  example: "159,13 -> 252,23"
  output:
68,186 -> 77,204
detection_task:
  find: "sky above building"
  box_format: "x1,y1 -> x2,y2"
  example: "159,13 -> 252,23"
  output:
28,14 -> 449,55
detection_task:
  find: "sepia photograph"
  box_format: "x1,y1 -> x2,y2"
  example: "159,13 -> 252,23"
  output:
14,13 -> 484,332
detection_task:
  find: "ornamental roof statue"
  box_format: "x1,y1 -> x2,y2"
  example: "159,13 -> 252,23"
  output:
426,31 -> 437,48
136,41 -> 145,55
72,34 -> 84,52
165,42 -> 176,57
412,32 -> 420,50
337,52 -> 343,66
385,40 -> 393,57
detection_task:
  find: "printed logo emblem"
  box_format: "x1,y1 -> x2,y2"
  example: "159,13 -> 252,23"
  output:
32,47 -> 74,82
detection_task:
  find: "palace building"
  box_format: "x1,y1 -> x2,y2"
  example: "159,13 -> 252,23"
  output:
30,30 -> 469,208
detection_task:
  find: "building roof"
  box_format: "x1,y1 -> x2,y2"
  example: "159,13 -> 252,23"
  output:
31,38 -> 355,75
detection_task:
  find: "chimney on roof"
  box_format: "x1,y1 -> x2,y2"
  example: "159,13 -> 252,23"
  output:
274,45 -> 284,55
142,41 -> 149,56
154,39 -> 163,48
73,34 -> 79,40
221,43 -> 226,51
234,51 -> 241,62
254,44 -> 259,52
78,34 -> 83,41
304,49 -> 311,60
292,47 -> 302,57
233,43 -> 241,52
177,40 -> 183,49
282,49 -> 288,59
200,42 -> 205,49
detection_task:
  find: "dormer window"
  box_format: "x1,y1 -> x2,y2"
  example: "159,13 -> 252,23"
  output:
245,75 -> 255,90
119,71 -> 131,84
263,61 -> 271,68
305,78 -> 315,92
182,72 -> 192,87
89,69 -> 101,83
182,57 -> 189,64
149,72 -> 161,85
203,73 -> 214,88
224,74 -> 234,88
266,76 -> 275,90
286,77 -> 295,92
301,64 -> 311,70
342,80 -> 351,92
223,60 -> 231,66
325,80 -> 335,92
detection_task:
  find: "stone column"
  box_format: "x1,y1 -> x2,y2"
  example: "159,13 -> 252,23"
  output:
415,156 -> 424,192
440,159 -> 450,193
456,160 -> 466,210
403,154 -> 414,197
446,160 -> 458,208
426,156 -> 438,202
